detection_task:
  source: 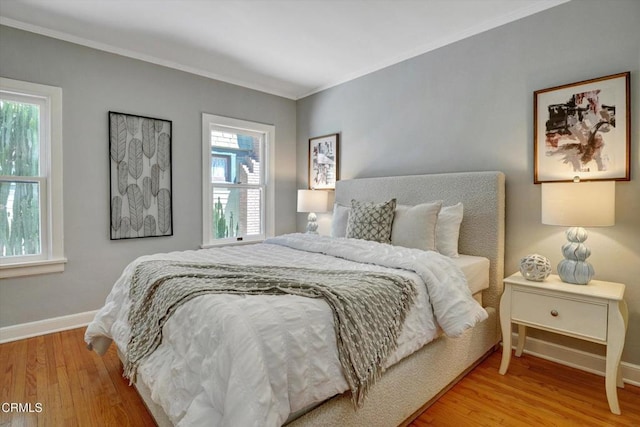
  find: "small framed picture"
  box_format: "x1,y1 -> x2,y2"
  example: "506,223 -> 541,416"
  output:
534,72 -> 630,183
309,133 -> 339,190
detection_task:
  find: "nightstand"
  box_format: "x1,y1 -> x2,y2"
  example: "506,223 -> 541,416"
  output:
498,272 -> 628,414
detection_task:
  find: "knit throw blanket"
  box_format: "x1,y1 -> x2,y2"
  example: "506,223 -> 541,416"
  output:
124,260 -> 417,407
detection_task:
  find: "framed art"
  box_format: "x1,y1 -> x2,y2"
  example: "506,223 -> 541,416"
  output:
309,133 -> 339,190
534,71 -> 630,183
109,111 -> 173,239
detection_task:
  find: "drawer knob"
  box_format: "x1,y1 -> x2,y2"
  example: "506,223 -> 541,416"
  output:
550,310 -> 559,317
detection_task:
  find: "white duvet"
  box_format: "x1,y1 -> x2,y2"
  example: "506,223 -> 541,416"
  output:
85,234 -> 487,426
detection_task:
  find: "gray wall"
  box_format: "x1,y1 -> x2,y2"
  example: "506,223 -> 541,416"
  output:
0,26 -> 297,327
297,0 -> 640,365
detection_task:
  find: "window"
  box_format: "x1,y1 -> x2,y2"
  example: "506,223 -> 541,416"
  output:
0,78 -> 65,278
202,114 -> 274,246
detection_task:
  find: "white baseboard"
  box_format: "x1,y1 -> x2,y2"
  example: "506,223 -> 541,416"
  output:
509,332 -> 640,387
0,310 -> 98,344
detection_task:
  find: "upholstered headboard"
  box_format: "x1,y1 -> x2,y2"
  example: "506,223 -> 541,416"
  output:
335,171 -> 505,310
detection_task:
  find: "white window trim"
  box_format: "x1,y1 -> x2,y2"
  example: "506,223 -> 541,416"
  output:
201,113 -> 275,248
0,77 -> 66,278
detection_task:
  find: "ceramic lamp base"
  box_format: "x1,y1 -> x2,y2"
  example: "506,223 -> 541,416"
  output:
558,226 -> 594,285
306,212 -> 318,234
558,259 -> 594,285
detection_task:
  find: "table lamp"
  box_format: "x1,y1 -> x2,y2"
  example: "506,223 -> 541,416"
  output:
541,179 -> 615,285
297,189 -> 329,234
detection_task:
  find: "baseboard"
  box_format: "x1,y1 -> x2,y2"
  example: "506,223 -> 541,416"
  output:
0,310 -> 98,344
509,332 -> 640,387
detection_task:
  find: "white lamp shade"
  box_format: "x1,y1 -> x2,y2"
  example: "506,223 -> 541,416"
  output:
541,181 -> 615,227
297,189 -> 329,213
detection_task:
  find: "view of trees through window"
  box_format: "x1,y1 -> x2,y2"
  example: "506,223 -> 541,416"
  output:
0,98 -> 42,257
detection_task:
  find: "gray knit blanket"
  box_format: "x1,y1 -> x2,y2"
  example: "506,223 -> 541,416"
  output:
124,260 -> 417,406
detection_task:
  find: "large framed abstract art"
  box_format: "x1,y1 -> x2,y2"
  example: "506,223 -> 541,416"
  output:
109,111 -> 173,240
534,72 -> 630,183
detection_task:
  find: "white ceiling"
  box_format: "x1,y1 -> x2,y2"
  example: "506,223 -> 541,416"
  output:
0,0 -> 568,100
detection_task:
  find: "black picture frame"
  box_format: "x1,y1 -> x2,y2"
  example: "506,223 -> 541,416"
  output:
309,133 -> 339,190
109,111 -> 173,239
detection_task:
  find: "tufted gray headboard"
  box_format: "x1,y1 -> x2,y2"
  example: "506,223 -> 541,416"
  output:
335,171 -> 505,310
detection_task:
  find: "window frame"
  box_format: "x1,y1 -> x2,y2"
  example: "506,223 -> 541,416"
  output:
201,114 -> 275,247
0,78 -> 66,278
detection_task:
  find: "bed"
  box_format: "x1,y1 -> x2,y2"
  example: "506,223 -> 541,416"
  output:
85,170 -> 505,426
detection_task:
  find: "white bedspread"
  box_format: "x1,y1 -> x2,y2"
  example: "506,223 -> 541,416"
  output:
85,234 -> 487,426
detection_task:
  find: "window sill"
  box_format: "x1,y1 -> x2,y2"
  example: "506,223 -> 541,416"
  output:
0,257 -> 67,279
200,237 -> 265,249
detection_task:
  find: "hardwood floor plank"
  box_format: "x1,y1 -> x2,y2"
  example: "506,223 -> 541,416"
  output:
1,329 -> 639,426
5,340 -> 29,427
0,341 -> 18,425
51,332 -> 77,427
42,334 -> 62,427
34,336 -> 47,427
25,339 -> 39,404
61,329 -> 93,426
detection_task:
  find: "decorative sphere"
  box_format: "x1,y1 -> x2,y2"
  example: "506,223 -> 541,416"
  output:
519,254 -> 552,282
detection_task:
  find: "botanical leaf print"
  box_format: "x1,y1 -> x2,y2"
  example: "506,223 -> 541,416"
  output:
111,196 -> 122,232
151,164 -> 160,196
126,116 -> 140,136
128,138 -> 143,180
157,188 -> 171,234
142,118 -> 156,161
120,217 -> 131,238
142,176 -> 152,209
157,133 -> 170,172
110,115 -> 171,240
127,184 -> 144,232
109,114 -> 126,163
143,215 -> 156,237
117,160 -> 128,195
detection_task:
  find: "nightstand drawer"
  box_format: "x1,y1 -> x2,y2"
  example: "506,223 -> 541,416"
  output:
511,289 -> 608,342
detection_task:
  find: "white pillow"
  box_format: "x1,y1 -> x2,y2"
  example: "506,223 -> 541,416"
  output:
391,202 -> 442,251
436,203 -> 464,257
330,203 -> 350,237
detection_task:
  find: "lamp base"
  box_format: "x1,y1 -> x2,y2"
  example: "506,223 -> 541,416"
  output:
557,226 -> 594,285
306,212 -> 318,234
558,259 -> 594,285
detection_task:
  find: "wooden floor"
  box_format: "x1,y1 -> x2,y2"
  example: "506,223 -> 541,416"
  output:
409,352 -> 640,427
1,328 -> 639,426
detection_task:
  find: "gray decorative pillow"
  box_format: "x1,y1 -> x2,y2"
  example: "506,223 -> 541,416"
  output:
346,199 -> 397,243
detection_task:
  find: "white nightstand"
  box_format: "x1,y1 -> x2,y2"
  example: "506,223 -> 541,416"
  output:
499,272 -> 628,414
